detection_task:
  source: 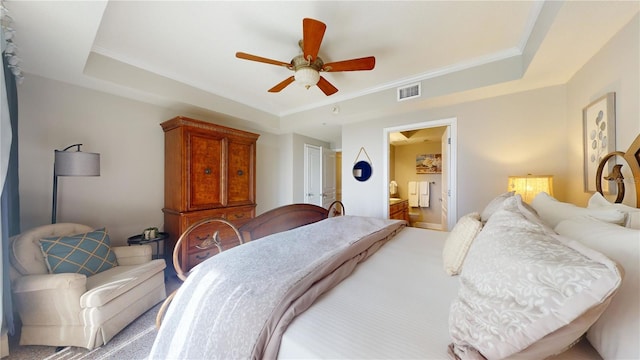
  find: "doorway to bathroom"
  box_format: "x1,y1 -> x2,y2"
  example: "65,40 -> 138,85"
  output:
383,118 -> 457,231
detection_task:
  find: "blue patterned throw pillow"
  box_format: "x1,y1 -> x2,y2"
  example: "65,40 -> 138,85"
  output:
39,228 -> 118,276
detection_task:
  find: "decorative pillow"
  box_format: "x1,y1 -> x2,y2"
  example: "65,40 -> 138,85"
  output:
479,191 -> 514,223
588,192 -> 640,229
449,196 -> 622,360
39,228 -> 118,276
530,192 -> 626,228
555,217 -> 639,360
442,212 -> 482,276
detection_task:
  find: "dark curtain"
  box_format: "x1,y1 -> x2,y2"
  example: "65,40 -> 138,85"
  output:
2,50 -> 19,335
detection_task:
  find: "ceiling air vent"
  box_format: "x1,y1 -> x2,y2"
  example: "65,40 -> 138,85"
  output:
397,83 -> 421,102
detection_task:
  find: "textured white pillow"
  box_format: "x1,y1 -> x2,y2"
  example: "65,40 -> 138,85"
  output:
479,191 -> 514,223
449,196 -> 622,360
555,217 -> 639,360
530,192 -> 626,228
442,213 -> 482,276
588,192 -> 640,229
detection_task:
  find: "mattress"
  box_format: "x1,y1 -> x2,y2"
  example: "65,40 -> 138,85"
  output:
278,227 -> 457,359
277,226 -> 602,359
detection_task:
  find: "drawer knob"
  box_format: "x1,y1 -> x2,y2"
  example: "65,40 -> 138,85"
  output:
237,170 -> 244,176
204,168 -> 212,175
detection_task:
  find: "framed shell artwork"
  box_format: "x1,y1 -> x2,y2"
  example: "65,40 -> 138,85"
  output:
583,92 -> 615,193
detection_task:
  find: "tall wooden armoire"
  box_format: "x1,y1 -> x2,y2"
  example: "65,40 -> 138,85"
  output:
161,116 -> 259,272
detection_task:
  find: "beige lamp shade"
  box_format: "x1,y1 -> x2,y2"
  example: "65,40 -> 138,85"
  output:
508,175 -> 553,203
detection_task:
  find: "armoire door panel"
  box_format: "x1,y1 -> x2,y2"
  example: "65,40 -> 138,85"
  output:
188,132 -> 224,210
227,139 -> 255,205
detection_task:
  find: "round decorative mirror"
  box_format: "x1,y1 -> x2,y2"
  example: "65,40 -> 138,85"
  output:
353,160 -> 372,182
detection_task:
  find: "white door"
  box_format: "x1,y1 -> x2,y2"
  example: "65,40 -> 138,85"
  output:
322,148 -> 337,208
304,144 -> 323,206
441,128 -> 450,230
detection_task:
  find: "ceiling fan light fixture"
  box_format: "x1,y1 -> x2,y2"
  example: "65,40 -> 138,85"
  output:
294,67 -> 320,89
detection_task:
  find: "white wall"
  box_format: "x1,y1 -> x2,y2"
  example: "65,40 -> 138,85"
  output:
18,75 -> 286,245
343,86 -> 568,220
566,14 -> 639,207
17,15 -> 639,242
343,14 -> 640,219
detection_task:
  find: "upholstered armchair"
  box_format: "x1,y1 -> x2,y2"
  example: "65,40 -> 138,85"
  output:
9,223 -> 166,350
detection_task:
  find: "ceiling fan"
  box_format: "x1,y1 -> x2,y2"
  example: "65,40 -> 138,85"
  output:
235,18 -> 376,96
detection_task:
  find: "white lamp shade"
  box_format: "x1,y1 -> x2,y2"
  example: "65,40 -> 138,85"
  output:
55,151 -> 100,176
508,175 -> 553,203
294,67 -> 320,88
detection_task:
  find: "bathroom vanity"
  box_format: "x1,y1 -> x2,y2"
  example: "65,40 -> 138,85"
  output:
389,198 -> 410,222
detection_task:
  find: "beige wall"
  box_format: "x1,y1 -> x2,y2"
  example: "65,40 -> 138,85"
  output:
566,13 -> 639,207
393,141 -> 443,224
17,75 -> 288,244
342,15 -> 639,220
16,15 -> 639,241
343,85 -> 568,220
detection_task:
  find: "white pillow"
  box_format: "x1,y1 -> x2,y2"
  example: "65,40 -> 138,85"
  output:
449,196 -> 622,360
442,212 -> 482,276
588,192 -> 640,229
530,192 -> 626,228
555,217 -> 640,360
479,191 -> 514,223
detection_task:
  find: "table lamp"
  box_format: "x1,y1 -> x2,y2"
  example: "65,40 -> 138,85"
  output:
508,174 -> 553,203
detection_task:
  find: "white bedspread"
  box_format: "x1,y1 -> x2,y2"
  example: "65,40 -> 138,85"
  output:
150,216 -> 405,359
278,227 -> 457,359
277,226 -> 602,360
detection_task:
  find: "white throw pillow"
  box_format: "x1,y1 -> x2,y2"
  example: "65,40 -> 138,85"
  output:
479,191 -> 514,223
442,212 -> 482,276
555,217 -> 640,360
588,192 -> 640,229
449,196 -> 622,360
530,192 -> 626,228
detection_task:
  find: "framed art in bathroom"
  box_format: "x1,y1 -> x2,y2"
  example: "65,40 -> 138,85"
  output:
416,153 -> 441,174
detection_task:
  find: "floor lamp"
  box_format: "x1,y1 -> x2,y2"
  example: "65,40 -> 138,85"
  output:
52,143 -> 100,223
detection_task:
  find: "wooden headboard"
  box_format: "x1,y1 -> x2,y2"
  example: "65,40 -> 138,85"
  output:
596,134 -> 640,207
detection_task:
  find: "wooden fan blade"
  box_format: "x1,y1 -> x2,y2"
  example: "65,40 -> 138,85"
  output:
236,52 -> 291,68
323,56 -> 376,72
268,76 -> 295,92
302,18 -> 326,62
317,76 -> 338,96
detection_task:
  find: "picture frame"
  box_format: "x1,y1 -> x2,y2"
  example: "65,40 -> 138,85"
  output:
583,92 -> 615,193
416,153 -> 442,174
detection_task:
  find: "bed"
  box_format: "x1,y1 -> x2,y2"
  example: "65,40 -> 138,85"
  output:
150,134 -> 640,360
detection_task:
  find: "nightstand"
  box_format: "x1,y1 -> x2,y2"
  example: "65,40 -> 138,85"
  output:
127,232 -> 168,260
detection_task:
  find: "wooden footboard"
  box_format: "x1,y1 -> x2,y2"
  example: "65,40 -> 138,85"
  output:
157,201 -> 344,327
240,203 -> 331,241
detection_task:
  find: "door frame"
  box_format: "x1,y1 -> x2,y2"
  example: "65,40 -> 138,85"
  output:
382,117 -> 457,231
